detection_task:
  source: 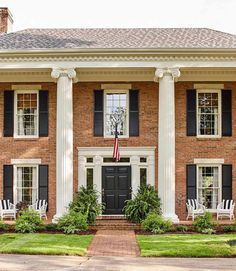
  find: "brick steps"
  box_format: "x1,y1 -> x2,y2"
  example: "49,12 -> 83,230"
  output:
90,217 -> 140,230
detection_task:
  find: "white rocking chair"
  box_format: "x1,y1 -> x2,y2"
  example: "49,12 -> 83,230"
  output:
29,200 -> 48,220
186,199 -> 206,221
0,199 -> 16,220
217,200 -> 235,220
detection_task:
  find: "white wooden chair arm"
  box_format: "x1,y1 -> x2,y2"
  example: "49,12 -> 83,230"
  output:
9,203 -> 16,210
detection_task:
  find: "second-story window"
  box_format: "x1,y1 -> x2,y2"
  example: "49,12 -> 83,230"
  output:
15,91 -> 38,137
104,91 -> 128,137
197,90 -> 221,137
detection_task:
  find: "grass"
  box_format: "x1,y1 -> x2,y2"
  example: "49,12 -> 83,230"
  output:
0,233 -> 93,256
137,234 -> 236,257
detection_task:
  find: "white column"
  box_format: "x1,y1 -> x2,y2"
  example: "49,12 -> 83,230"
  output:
130,155 -> 139,197
155,68 -> 180,223
147,155 -> 155,187
51,68 -> 77,221
94,155 -> 103,204
78,156 -> 86,188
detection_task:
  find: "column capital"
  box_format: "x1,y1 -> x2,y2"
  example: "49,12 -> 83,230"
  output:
51,68 -> 78,82
154,68 -> 180,82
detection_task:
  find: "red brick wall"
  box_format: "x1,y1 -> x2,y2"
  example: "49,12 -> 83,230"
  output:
175,82 -> 236,219
0,83 -> 57,219
0,81 -> 236,220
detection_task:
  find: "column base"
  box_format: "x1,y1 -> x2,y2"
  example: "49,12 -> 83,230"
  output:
52,214 -> 62,224
163,213 -> 180,224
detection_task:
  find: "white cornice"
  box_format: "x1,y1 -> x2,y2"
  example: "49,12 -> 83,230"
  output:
0,68 -> 236,82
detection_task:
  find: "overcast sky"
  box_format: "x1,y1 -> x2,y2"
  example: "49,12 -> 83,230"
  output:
2,0 -> 236,35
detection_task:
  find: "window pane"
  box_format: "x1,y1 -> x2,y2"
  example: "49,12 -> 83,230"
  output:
86,168 -> 93,188
16,166 -> 37,204
103,157 -> 130,163
105,92 -> 127,136
198,166 -> 219,209
16,93 -> 38,136
140,157 -> 147,163
86,157 -> 93,163
140,168 -> 147,186
197,92 -> 219,136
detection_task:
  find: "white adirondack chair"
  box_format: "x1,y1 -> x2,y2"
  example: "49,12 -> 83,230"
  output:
217,200 -> 235,220
0,200 -> 16,220
186,199 -> 206,221
29,200 -> 48,220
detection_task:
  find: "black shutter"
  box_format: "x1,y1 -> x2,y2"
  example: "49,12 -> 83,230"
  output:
3,165 -> 13,202
4,91 -> 14,137
94,90 -> 104,136
129,89 -> 139,136
186,165 -> 196,199
38,165 -> 48,206
222,90 -> 232,136
39,90 -> 49,137
222,164 -> 232,200
186,89 -> 196,136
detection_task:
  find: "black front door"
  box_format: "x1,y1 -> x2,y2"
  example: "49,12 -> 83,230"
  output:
102,166 -> 131,214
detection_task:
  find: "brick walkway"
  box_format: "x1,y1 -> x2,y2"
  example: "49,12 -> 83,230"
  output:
87,230 -> 140,257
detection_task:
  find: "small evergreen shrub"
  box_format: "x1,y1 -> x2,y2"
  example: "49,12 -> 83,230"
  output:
123,185 -> 161,223
44,223 -> 58,231
15,209 -> 43,233
70,186 -> 103,224
57,210 -> 88,234
175,225 -> 188,233
0,221 -> 9,231
193,212 -> 216,233
141,213 -> 173,234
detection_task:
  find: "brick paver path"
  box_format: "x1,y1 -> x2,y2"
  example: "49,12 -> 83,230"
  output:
87,230 -> 140,257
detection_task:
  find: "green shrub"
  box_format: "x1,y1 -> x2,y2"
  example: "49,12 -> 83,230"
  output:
15,209 -> 43,233
141,213 -> 173,234
176,224 -> 188,233
193,212 -> 216,233
70,186 -> 103,224
57,210 -> 88,234
0,221 -> 9,231
223,225 -> 236,232
123,185 -> 161,223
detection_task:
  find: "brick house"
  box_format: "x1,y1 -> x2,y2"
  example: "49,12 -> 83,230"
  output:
1,8 -> 236,222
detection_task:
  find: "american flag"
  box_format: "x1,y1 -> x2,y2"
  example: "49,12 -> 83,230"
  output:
113,123 -> 120,162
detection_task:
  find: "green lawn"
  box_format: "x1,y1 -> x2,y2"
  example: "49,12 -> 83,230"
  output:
0,233 -> 93,256
137,234 -> 236,257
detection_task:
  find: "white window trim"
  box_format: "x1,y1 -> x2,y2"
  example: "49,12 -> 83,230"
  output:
13,164 -> 39,205
196,163 -> 222,212
103,89 -> 129,139
14,90 -> 39,139
196,89 -> 222,138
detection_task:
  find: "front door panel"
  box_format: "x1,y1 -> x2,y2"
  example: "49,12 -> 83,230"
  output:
102,166 -> 131,214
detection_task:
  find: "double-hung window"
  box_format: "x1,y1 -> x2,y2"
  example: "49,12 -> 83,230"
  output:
15,91 -> 38,137
15,165 -> 38,204
197,90 -> 221,137
197,165 -> 221,210
104,90 -> 128,137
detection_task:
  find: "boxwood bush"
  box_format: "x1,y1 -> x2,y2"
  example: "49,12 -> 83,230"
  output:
57,210 -> 88,234
141,213 -> 173,234
193,212 -> 216,234
15,209 -> 43,233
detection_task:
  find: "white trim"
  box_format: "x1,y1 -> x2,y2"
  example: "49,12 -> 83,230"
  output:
14,89 -> 39,139
194,84 -> 224,89
13,164 -> 39,205
11,84 -> 42,90
196,89 -> 222,138
11,159 -> 42,165
78,146 -> 156,205
194,158 -> 224,164
103,89 -> 129,138
101,84 -> 132,90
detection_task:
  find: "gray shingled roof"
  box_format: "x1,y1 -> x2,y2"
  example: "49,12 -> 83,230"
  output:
0,28 -> 236,50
